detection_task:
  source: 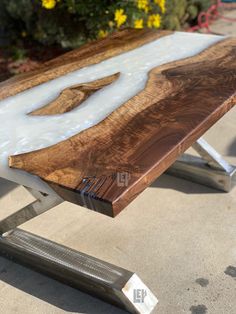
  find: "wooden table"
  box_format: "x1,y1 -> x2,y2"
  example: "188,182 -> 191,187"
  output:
0,29 -> 235,314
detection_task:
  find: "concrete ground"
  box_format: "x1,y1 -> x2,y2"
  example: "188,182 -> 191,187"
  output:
0,11 -> 236,314
210,8 -> 236,36
0,108 -> 235,314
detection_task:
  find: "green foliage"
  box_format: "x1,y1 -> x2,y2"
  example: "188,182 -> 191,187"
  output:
0,0 -> 212,50
162,0 -> 212,30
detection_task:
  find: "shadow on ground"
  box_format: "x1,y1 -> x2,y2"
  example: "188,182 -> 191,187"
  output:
0,257 -> 125,314
0,151 -> 233,313
150,173 -> 223,194
227,137 -> 236,156
0,178 -> 125,314
0,177 -> 18,198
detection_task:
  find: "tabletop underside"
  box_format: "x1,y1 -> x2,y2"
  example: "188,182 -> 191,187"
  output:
0,29 -> 235,217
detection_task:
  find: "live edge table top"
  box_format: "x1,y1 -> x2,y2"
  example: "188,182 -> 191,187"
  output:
0,29 -> 235,217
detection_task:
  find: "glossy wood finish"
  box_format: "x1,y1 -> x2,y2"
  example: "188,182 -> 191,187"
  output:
0,29 -> 170,101
6,30 -> 236,217
30,73 -> 120,115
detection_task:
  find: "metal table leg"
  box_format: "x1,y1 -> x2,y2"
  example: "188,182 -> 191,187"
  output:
0,187 -> 63,235
167,137 -> 236,192
0,186 -> 158,314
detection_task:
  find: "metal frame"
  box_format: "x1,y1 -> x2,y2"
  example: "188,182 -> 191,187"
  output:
0,137 -> 235,313
167,138 -> 236,192
0,187 -> 158,314
0,187 -> 63,235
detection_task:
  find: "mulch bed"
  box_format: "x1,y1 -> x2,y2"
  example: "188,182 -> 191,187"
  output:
0,43 -> 69,83
1,4 -> 235,83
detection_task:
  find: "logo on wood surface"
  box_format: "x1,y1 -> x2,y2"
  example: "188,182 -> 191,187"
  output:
116,172 -> 131,187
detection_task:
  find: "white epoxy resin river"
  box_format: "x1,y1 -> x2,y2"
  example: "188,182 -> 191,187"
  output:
0,32 -> 223,193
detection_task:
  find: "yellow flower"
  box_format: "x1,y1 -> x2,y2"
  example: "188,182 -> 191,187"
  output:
114,9 -> 127,28
108,20 -> 114,28
137,0 -> 150,13
98,29 -> 108,39
41,0 -> 56,9
147,14 -> 161,28
154,0 -> 166,14
134,19 -> 144,29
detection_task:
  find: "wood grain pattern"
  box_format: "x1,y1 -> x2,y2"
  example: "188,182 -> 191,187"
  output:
29,73 -> 120,115
7,31 -> 236,217
0,29 -> 171,102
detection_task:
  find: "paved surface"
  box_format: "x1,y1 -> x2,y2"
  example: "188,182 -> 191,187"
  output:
0,13 -> 236,314
0,110 -> 235,314
210,9 -> 236,36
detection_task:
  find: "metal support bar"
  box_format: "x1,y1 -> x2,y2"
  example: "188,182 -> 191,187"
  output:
167,138 -> 236,192
192,138 -> 235,172
0,187 -> 63,235
0,187 -> 158,313
0,229 -> 157,314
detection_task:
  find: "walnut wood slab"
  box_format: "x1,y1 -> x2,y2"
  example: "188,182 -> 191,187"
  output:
4,29 -> 236,217
0,29 -> 170,101
29,73 -> 120,115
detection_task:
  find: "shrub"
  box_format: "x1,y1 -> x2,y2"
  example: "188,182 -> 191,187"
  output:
0,0 -> 212,49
